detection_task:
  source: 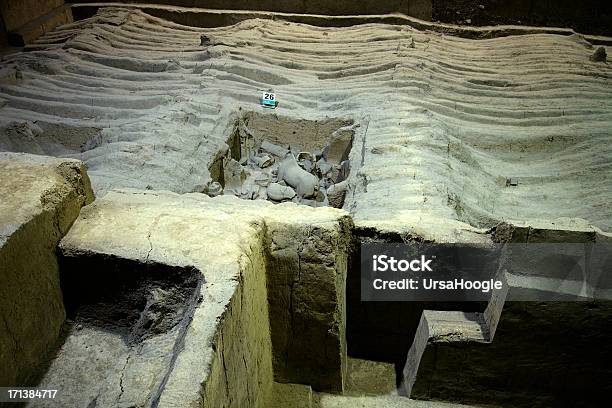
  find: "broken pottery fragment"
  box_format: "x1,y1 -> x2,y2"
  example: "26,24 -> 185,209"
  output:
224,158 -> 247,191
327,180 -> 349,208
323,124 -> 357,164
316,159 -> 333,177
297,151 -> 315,162
204,181 -> 223,197
337,160 -> 350,182
252,153 -> 274,168
315,190 -> 326,202
320,177 -> 332,190
254,172 -> 271,187
261,140 -> 289,157
267,182 -> 297,201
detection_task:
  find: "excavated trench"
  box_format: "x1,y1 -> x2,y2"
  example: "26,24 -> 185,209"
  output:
29,255 -> 203,407
345,232 -> 488,380
345,231 -> 612,408
207,112 -> 356,208
59,256 -> 202,346
11,197 -> 612,408
0,121 -> 103,156
3,104 -> 610,408
1,4 -> 611,407
10,117 -> 611,408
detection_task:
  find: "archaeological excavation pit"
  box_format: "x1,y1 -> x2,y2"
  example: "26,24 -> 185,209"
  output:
1,1 -> 612,407
207,112 -> 357,208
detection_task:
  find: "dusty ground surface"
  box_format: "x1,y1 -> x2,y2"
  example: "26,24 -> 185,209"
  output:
0,6 -> 610,243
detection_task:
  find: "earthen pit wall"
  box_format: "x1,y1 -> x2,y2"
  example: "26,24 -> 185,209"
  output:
70,0 -> 433,21
264,216 -> 352,392
54,190 -> 351,406
196,212 -> 353,404
407,223 -> 612,407
0,156 -> 94,386
201,225 -> 274,408
410,301 -> 612,408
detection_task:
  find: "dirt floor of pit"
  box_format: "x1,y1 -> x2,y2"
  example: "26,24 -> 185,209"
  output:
241,111 -> 353,153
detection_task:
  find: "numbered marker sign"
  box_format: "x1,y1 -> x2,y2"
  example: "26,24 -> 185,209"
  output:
261,91 -> 277,108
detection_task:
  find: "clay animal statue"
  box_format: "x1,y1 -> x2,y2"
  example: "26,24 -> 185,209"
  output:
277,153 -> 319,198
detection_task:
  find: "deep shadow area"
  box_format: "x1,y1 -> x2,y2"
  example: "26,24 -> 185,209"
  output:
412,301 -> 612,407
18,254 -> 204,407
345,230 -> 488,387
59,254 -> 202,344
71,0 -> 432,19
433,0 -> 612,36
